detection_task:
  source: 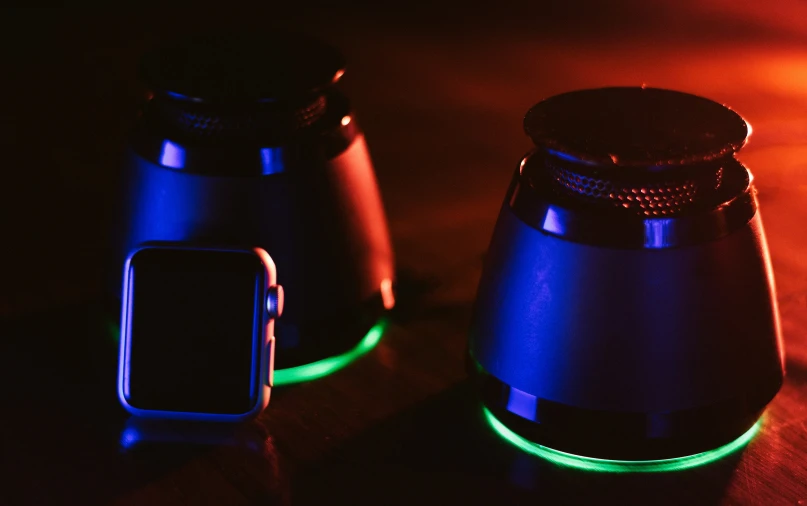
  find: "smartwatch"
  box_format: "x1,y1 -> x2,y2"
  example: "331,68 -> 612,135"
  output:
117,243 -> 283,421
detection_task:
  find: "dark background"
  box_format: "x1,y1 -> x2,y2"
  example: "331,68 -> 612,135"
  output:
2,4 -> 807,505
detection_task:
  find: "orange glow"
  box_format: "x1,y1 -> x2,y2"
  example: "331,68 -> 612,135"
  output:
324,134 -> 395,299
341,115 -> 352,126
380,278 -> 395,310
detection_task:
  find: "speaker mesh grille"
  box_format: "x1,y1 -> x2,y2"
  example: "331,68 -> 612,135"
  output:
145,94 -> 328,139
546,159 -> 724,216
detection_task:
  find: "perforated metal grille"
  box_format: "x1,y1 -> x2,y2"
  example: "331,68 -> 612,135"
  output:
147,94 -> 328,139
174,110 -> 246,136
547,161 -> 724,216
295,95 -> 327,128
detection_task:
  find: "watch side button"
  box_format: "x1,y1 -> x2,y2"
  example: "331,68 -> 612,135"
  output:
266,285 -> 284,319
265,334 -> 276,387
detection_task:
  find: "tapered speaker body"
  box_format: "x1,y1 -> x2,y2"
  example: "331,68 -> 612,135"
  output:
110,34 -> 395,369
468,87 -> 784,459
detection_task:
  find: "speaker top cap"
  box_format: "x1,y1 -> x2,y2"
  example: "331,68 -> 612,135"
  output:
524,87 -> 748,168
140,32 -> 346,104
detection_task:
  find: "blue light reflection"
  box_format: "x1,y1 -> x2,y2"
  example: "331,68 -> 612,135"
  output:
260,147 -> 285,175
547,149 -> 598,166
506,386 -> 539,421
159,141 -> 186,168
541,208 -> 564,235
643,219 -> 676,249
120,427 -> 139,449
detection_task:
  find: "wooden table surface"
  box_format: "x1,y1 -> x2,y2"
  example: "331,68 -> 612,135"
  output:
3,5 -> 807,505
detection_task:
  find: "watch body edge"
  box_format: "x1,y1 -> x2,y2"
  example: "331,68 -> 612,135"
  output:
117,243 -> 278,421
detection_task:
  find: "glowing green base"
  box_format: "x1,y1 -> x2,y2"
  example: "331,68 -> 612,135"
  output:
273,320 -> 388,386
484,407 -> 762,473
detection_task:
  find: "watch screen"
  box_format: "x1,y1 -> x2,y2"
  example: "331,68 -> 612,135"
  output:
122,248 -> 265,415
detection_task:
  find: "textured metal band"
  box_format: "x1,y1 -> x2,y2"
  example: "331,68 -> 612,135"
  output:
130,91 -> 357,176
507,150 -> 757,249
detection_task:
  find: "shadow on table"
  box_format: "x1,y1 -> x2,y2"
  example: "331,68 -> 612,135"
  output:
0,300 -> 286,505
293,381 -> 746,506
0,265 -> 440,505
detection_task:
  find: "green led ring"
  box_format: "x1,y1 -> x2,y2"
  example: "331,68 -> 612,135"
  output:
484,407 -> 762,473
108,319 -> 388,386
273,319 -> 388,385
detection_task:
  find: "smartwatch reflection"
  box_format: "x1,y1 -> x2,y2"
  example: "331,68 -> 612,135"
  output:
118,246 -> 282,421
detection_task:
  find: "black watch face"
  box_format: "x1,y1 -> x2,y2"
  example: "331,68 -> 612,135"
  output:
121,248 -> 265,415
